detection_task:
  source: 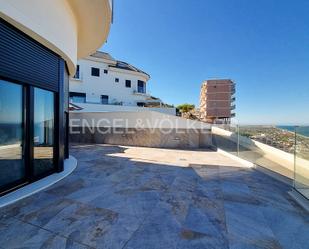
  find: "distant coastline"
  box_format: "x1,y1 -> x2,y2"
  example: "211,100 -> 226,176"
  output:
277,125 -> 309,137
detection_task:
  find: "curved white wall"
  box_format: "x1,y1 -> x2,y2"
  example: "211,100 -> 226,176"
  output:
0,0 -> 77,74
0,0 -> 112,75
68,0 -> 112,59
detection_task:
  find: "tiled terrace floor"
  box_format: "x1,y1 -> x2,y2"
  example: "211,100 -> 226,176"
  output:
0,144 -> 308,249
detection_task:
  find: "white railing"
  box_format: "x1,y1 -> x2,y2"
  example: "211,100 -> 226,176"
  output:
70,102 -> 177,115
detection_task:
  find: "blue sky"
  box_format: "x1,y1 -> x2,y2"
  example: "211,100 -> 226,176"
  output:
101,0 -> 309,125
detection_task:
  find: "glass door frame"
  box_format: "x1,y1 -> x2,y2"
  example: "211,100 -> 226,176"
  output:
0,77 -> 58,195
0,78 -> 29,195
31,86 -> 57,181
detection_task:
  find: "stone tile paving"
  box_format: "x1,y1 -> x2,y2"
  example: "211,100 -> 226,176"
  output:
0,144 -> 308,249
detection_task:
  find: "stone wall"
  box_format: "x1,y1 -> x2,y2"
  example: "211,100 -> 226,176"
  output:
70,127 -> 212,149
69,111 -> 212,149
199,83 -> 207,122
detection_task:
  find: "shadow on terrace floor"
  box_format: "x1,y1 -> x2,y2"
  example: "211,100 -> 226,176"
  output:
0,143 -> 308,249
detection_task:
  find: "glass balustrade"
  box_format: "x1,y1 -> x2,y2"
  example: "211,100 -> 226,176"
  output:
211,124 -> 309,199
294,126 -> 309,198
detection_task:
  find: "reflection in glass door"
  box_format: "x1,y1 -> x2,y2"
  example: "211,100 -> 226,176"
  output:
0,80 -> 25,191
33,88 -> 55,177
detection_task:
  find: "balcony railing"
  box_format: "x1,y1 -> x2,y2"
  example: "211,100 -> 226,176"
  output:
211,124 -> 309,200
133,90 -> 149,96
231,86 -> 236,94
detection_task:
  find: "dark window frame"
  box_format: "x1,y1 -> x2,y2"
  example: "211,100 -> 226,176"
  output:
125,80 -> 131,88
104,69 -> 108,74
115,78 -> 119,83
69,92 -> 86,103
137,80 -> 146,93
91,67 -> 100,77
137,102 -> 145,107
101,95 -> 109,105
73,65 -> 80,79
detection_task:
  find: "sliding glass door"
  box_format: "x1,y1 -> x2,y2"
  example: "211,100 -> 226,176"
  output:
0,80 -> 25,191
33,88 -> 55,177
0,82 -> 56,194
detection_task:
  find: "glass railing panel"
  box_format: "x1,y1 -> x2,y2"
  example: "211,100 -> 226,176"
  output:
237,125 -> 294,179
211,124 -> 238,156
212,125 -> 295,180
294,126 -> 309,199
211,124 -> 309,199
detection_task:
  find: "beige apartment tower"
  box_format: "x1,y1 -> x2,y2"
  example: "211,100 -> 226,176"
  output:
200,79 -> 235,124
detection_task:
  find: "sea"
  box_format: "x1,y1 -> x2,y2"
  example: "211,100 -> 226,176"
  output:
277,125 -> 309,137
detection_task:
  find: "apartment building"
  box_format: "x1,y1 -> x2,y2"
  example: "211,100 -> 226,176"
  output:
0,0 -> 112,195
200,79 -> 236,124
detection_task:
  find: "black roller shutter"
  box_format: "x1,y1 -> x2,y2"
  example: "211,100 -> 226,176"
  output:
0,18 -> 60,92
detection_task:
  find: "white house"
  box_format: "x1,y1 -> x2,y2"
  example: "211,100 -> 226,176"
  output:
69,51 -> 176,115
70,51 -> 153,106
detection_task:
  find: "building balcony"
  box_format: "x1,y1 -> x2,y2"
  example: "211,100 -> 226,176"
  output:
231,86 -> 236,94
133,90 -> 149,96
231,104 -> 236,110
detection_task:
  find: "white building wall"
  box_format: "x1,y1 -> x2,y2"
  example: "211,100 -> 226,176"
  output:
0,0 -> 112,75
70,57 -> 151,106
0,0 -> 77,74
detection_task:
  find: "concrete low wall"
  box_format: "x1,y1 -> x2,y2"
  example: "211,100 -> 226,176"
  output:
69,111 -> 212,149
71,103 -> 177,115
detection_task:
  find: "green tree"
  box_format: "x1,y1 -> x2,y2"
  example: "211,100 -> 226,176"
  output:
177,103 -> 195,113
